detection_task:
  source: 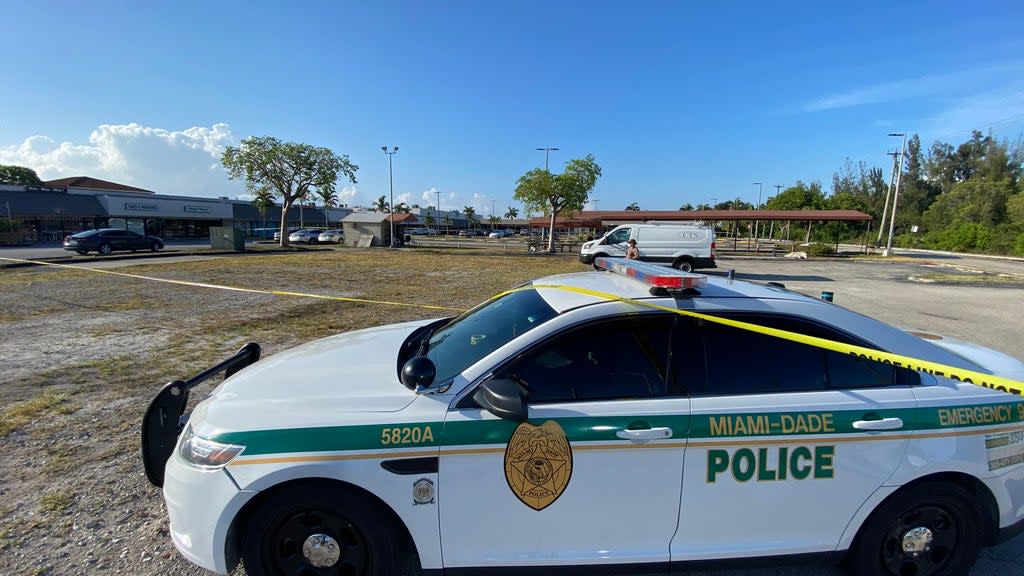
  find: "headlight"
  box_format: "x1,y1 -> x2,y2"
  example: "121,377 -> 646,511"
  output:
178,426 -> 244,469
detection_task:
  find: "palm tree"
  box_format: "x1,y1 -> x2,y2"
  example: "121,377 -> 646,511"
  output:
463,206 -> 478,230
504,206 -> 519,221
488,215 -> 500,229
394,202 -> 411,213
317,188 -> 339,226
625,202 -> 640,211
678,203 -> 694,211
374,195 -> 390,213
442,214 -> 453,235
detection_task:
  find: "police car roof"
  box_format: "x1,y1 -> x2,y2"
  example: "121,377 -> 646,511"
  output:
529,268 -> 816,315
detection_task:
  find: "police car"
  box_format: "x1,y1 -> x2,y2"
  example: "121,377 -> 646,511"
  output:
141,258 -> 1024,576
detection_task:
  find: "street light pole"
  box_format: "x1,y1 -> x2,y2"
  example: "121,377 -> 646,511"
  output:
883,133 -> 907,257
536,147 -> 559,171
752,182 -> 763,240
382,146 -> 398,246
436,189 -> 441,234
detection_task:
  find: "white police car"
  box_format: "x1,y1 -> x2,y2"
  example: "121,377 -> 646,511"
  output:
142,258 -> 1024,576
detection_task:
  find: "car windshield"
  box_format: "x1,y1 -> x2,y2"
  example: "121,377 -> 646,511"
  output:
423,288 -> 558,384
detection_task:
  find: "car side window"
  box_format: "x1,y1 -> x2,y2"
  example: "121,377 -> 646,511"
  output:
606,228 -> 630,245
682,313 -> 917,396
490,316 -> 674,404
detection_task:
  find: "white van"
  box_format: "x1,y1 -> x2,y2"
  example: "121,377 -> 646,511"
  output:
579,223 -> 716,271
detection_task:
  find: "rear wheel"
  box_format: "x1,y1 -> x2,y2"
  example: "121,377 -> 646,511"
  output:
846,482 -> 983,576
150,241 -> 161,251
242,483 -> 402,576
673,257 -> 694,272
98,243 -> 113,255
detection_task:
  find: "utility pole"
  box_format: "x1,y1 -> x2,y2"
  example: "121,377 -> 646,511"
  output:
382,146 -> 398,247
883,133 -> 907,257
877,151 -> 900,245
536,147 -> 559,171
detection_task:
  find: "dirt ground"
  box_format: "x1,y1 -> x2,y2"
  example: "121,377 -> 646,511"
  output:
1,249 -> 1023,576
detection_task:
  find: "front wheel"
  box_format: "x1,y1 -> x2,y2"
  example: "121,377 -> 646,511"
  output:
98,243 -> 113,255
846,482 -> 983,576
242,483 -> 403,576
150,241 -> 161,251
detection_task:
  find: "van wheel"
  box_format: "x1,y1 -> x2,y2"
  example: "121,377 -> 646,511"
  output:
846,482 -> 982,576
242,482 -> 401,576
673,258 -> 694,272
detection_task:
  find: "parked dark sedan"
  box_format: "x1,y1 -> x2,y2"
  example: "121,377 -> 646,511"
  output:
63,228 -> 164,255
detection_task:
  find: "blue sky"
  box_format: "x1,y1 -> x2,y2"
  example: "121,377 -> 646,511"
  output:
2,1 -> 1023,214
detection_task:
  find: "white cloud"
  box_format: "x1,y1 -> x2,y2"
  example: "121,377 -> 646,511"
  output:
921,88 -> 1024,140
0,122 -> 241,197
801,62 -> 1024,113
338,186 -> 358,205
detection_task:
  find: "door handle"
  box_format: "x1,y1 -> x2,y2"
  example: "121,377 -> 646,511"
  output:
616,427 -> 673,441
852,417 -> 904,431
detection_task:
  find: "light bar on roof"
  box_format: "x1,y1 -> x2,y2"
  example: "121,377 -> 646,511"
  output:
595,257 -> 708,290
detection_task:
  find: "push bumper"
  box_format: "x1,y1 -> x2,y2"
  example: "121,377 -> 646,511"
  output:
579,253 -> 596,264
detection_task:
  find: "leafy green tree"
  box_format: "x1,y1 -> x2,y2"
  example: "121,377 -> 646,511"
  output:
394,202 -> 411,213
374,195 -> 390,213
514,154 -> 602,253
488,215 -> 500,228
504,206 -> 519,221
222,136 -> 357,246
424,212 -> 435,229
625,202 -> 640,211
679,203 -> 694,211
0,165 -> 43,186
463,206 -> 478,229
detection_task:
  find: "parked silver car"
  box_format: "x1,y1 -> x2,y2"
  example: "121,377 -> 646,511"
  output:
318,229 -> 344,244
287,229 -> 325,244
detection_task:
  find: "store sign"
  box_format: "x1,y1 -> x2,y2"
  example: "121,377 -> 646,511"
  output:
184,206 -> 211,214
125,202 -> 159,211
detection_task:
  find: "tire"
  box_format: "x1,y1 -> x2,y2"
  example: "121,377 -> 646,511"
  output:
309,238 -> 318,245
150,241 -> 161,252
98,243 -> 113,255
242,482 -> 402,576
673,258 -> 694,272
846,482 -> 983,576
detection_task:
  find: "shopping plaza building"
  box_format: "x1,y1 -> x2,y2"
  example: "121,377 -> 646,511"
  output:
0,177 -> 354,242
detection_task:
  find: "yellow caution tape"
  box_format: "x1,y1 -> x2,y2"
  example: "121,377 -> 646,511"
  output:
0,257 -> 463,311
523,283 -> 1024,397
6,255 -> 1022,395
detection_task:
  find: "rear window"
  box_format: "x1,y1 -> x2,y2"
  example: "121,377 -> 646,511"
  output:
72,230 -> 102,238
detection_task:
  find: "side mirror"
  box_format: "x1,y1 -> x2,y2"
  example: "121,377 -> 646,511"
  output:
401,356 -> 436,391
473,379 -> 528,422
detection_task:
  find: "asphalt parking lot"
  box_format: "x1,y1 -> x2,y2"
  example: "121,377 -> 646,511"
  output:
1,248 -> 1023,576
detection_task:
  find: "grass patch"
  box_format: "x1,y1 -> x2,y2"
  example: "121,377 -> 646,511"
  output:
0,391 -> 75,436
38,490 -> 74,514
912,273 -> 1024,284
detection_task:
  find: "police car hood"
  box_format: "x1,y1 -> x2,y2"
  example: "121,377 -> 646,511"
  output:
198,320 -> 435,427
907,329 -> 1024,381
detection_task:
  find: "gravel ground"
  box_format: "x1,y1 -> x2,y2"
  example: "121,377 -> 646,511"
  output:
1,250 -> 1023,576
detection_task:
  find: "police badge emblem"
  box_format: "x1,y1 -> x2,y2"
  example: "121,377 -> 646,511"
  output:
504,420 -> 573,510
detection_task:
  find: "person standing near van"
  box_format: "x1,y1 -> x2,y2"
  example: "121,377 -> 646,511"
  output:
626,239 -> 639,259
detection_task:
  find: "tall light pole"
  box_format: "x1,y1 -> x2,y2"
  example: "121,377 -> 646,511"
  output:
883,133 -> 907,257
435,189 -> 441,233
877,151 -> 900,244
382,146 -> 398,246
752,182 -> 763,240
536,147 -> 559,171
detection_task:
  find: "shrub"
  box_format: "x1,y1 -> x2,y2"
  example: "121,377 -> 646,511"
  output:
805,242 -> 835,257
